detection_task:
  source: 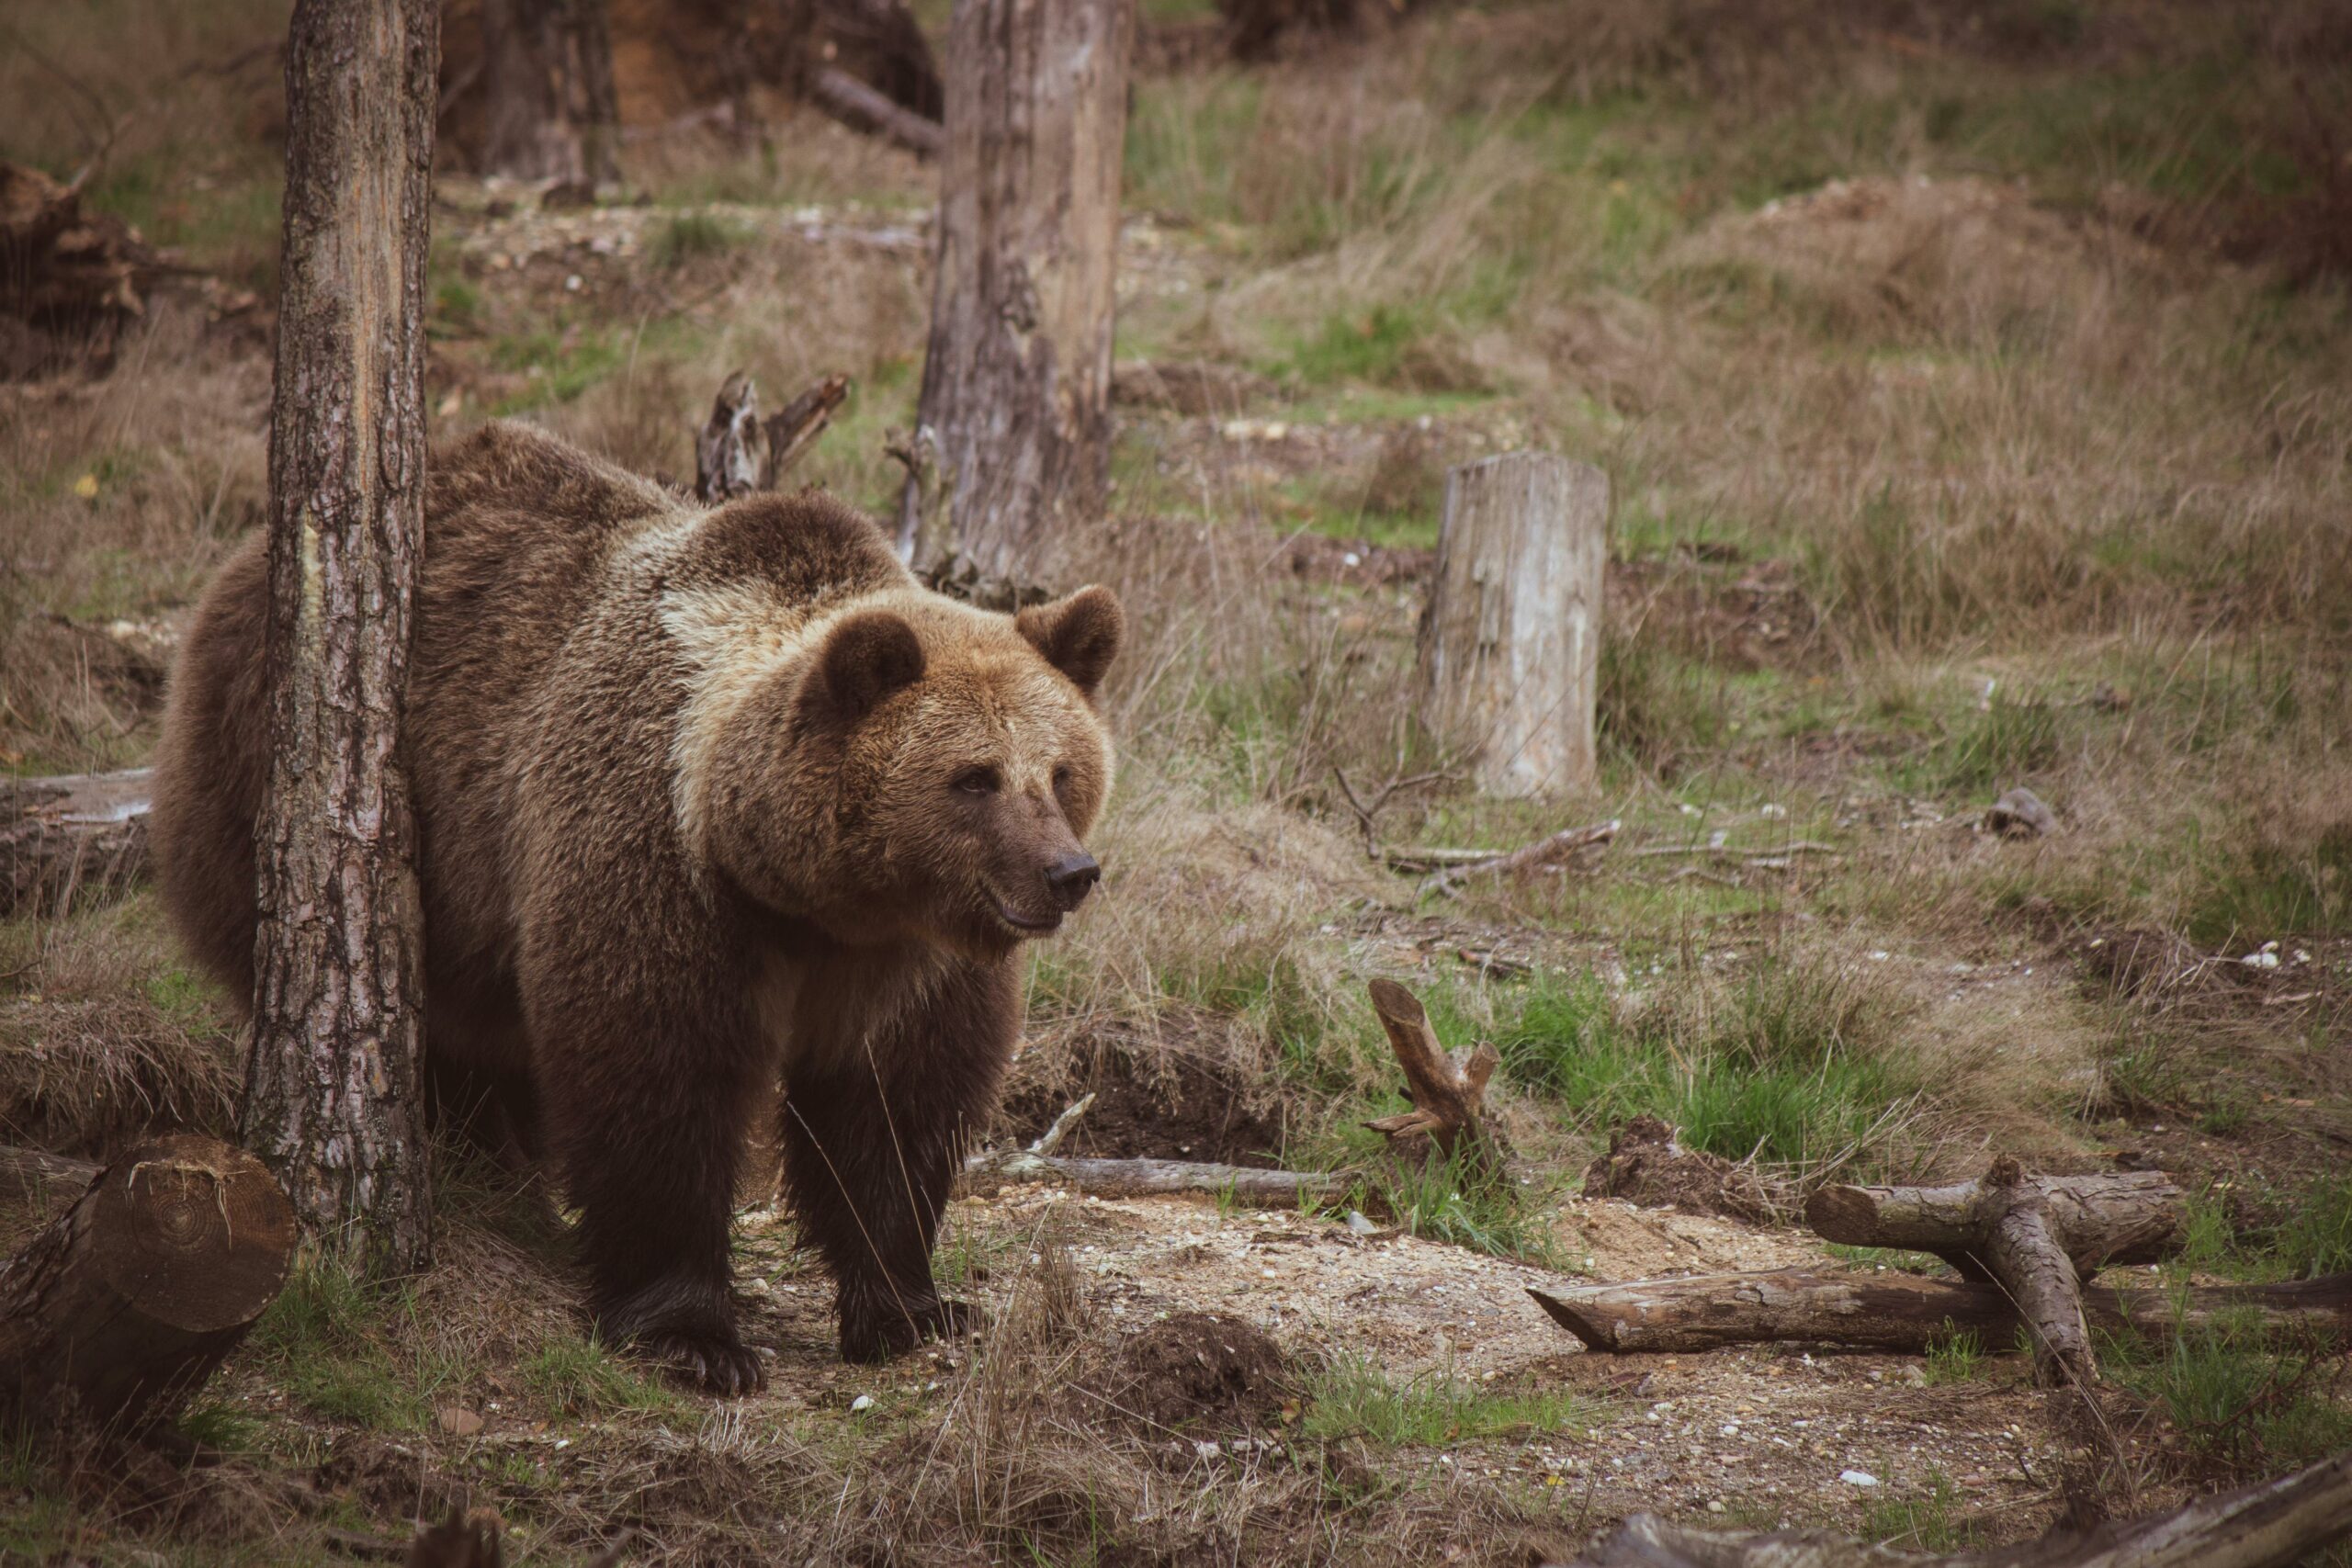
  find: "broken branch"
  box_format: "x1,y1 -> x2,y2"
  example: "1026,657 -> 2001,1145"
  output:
1419,818 -> 1620,897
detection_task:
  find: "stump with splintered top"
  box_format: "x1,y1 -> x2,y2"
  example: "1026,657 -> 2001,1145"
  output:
1418,451 -> 1608,797
0,1134 -> 295,1427
694,370 -> 852,503
1363,978 -> 1499,1167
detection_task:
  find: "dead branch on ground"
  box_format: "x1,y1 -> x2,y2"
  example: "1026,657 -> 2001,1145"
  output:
1418,818 -> 1620,897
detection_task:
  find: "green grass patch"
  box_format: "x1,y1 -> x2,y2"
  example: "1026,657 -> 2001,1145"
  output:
520,1334 -> 676,1417
1862,1470 -> 1979,1551
252,1263 -> 465,1431
649,211 -> 745,269
1303,1354 -> 1595,1446
2107,1310 -> 2352,1469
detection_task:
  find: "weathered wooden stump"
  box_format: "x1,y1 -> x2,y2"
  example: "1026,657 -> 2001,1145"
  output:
1417,451 -> 1608,797
1363,978 -> 1499,1164
0,1134 -> 296,1427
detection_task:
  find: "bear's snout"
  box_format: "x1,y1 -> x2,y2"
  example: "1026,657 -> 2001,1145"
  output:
1044,851 -> 1100,911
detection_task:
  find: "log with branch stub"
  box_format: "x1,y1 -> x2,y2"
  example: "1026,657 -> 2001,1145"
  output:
1527,1269 -> 2352,1357
1363,978 -> 1498,1161
1,768 -> 153,919
1803,1158 -> 2183,1386
1556,1444 -> 2352,1568
960,1094 -> 1344,1205
1419,818 -> 1619,897
0,1134 -> 295,1428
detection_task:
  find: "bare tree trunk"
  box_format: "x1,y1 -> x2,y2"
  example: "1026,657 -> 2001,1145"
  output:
0,1135 -> 294,1429
1418,451 -> 1609,797
896,0 -> 1134,592
481,0 -> 620,185
245,0 -> 439,1275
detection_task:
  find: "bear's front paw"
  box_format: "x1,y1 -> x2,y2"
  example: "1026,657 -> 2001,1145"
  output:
642,1326 -> 768,1395
840,1294 -> 982,1363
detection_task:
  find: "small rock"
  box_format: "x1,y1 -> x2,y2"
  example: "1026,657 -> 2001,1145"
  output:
1841,1469 -> 1880,1487
435,1404 -> 483,1437
1345,1210 -> 1378,1235
850,1393 -> 875,1413
1986,786 -> 2059,838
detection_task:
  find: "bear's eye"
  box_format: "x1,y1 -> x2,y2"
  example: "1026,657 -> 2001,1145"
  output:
953,766 -> 1000,796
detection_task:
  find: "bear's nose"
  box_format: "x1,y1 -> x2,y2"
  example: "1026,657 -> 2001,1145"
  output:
1044,852 -> 1100,911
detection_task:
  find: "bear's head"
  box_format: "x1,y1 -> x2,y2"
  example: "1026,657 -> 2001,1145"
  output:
706,584 -> 1124,957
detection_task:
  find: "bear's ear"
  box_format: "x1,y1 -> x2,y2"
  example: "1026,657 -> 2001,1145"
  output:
810,609 -> 925,724
1016,585 -> 1124,700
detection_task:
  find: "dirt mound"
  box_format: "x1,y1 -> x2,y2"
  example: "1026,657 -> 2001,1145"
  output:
1091,1312 -> 1294,1435
1000,1021 -> 1291,1166
1673,175 -> 2178,340
1580,1115 -> 1790,1224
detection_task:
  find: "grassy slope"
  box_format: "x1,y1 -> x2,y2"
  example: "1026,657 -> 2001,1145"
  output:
4,0 -> 2351,1561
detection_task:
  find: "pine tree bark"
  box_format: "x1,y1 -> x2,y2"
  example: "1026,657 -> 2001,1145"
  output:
245,0 -> 439,1275
896,0 -> 1134,591
1418,451 -> 1609,797
481,0 -> 620,186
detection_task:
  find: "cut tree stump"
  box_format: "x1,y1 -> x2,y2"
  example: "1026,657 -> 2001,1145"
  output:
1556,1444 -> 2352,1567
2,768 -> 153,918
1417,451 -> 1608,797
1805,1158 -> 2182,1386
1363,978 -> 1498,1163
1527,1269 -> 2352,1356
896,0 -> 1134,587
0,1134 -> 295,1427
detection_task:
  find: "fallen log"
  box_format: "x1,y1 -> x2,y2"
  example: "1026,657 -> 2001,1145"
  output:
0,1144 -> 102,1204
809,66 -> 944,158
1363,977 -> 1498,1161
1806,1168 -> 2182,1274
0,1134 -> 295,1427
1526,1269 -> 2352,1356
960,1148 -> 1340,1206
1804,1158 -> 2182,1386
1557,1444 -> 2352,1568
2,767 -> 153,917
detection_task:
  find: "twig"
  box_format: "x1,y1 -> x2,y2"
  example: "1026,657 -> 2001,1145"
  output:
958,1148 -> 1341,1205
1627,840 -> 1842,860
1419,818 -> 1620,898
1331,765 -> 1449,861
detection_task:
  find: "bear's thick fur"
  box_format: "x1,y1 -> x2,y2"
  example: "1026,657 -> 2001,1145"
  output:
150,421 -> 1121,1391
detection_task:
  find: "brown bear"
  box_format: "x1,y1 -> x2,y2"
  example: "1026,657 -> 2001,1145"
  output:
149,420 -> 1121,1393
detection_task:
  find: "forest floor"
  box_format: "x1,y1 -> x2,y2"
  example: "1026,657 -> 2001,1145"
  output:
4,0 -> 2352,1562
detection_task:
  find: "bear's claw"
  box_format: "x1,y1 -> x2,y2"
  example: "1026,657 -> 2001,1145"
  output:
841,1295 -> 981,1363
643,1328 -> 768,1395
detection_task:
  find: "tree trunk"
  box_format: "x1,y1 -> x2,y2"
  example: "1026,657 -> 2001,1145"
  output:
1,769 -> 152,918
1418,451 -> 1609,797
481,0 -> 620,185
246,0 -> 439,1275
1526,1269 -> 2352,1356
0,1134 -> 294,1428
1558,1447 -> 2352,1568
896,0 -> 1134,591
